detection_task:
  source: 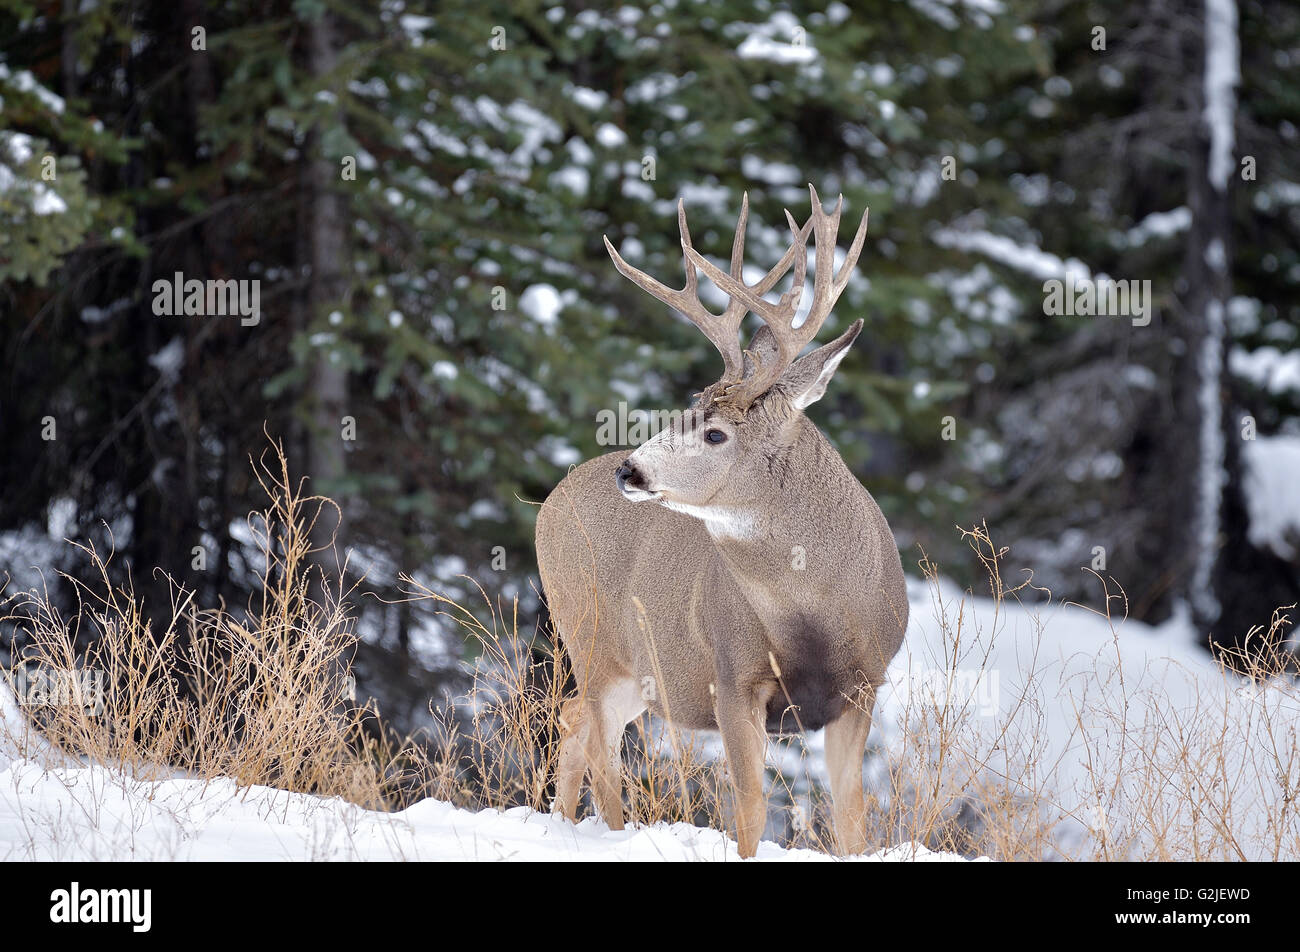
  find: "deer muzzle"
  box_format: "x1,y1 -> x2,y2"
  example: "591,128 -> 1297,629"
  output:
615,461 -> 658,501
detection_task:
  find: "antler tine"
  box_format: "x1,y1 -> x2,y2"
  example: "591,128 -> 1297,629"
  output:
603,199 -> 746,380
605,193 -> 816,386
676,198 -> 699,297
715,191 -> 816,332
682,184 -> 868,410
808,185 -> 840,326
728,192 -> 750,282
714,192 -> 758,325
684,209 -> 810,403
801,184 -> 868,334
781,208 -> 809,319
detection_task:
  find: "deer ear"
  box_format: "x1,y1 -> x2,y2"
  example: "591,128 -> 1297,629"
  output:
779,319 -> 863,410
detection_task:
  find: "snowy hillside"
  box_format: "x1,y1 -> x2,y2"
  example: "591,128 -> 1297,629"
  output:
2,573 -> 1296,861
0,758 -> 972,862
0,680 -> 970,861
873,574 -> 1300,860
0,635 -> 975,861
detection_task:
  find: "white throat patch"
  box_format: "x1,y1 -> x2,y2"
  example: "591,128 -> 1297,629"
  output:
661,500 -> 757,541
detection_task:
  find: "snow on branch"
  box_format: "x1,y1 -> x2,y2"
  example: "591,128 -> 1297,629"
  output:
933,227 -> 1098,282
1204,0 -> 1239,192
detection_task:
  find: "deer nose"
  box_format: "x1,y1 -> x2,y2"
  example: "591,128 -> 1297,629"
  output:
615,462 -> 641,492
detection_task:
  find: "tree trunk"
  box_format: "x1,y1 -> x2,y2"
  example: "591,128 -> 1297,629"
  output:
301,11 -> 353,703
1187,0 -> 1235,644
304,11 -> 350,592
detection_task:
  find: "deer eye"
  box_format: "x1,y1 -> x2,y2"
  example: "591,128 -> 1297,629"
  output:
705,429 -> 728,445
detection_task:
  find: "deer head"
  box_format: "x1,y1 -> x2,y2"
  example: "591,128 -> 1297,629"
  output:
605,186 -> 869,523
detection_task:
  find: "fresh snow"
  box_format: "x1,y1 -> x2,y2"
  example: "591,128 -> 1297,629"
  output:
1203,0 -> 1239,192
736,34 -> 817,64
593,122 -> 627,149
0,131 -> 68,216
908,0 -> 1003,31
30,185 -> 67,216
730,11 -> 818,64
1122,207 -> 1192,247
880,573 -> 1300,860
0,756 -> 974,862
1192,299 -> 1227,620
147,338 -> 185,382
520,284 -> 562,329
933,228 -> 1097,283
4,571 -> 1297,861
0,64 -> 66,114
1241,434 -> 1300,559
0,675 -> 971,861
1230,345 -> 1300,395
565,85 -> 608,111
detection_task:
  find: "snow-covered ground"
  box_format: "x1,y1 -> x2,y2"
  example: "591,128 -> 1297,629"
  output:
0,681 -> 969,861
0,759 -> 971,862
0,637 -> 974,862
2,571 -> 1296,861
876,574 -> 1300,859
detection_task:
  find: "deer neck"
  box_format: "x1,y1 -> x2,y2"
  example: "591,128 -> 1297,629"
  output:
690,419 -> 864,618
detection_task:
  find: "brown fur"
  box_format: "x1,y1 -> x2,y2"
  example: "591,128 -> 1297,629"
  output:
536,402 -> 908,856
537,189 -> 907,857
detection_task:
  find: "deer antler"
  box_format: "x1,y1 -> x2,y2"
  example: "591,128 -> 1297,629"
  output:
603,193 -> 813,384
684,184 -> 868,411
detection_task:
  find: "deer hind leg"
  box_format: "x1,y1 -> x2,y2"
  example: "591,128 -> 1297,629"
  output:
715,681 -> 775,859
553,697 -> 590,822
554,678 -> 644,830
581,677 -> 645,830
824,683 -> 878,856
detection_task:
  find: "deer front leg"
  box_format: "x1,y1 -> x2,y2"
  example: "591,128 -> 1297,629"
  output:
824,684 -> 877,855
715,680 -> 774,859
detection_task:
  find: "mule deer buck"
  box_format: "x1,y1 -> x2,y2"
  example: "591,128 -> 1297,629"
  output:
535,186 -> 908,858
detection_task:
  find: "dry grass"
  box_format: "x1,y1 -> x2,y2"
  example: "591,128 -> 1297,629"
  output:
403,576 -> 744,840
4,456 -> 1298,861
865,526 -> 1300,861
403,524 -> 1298,861
2,443 -> 431,809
